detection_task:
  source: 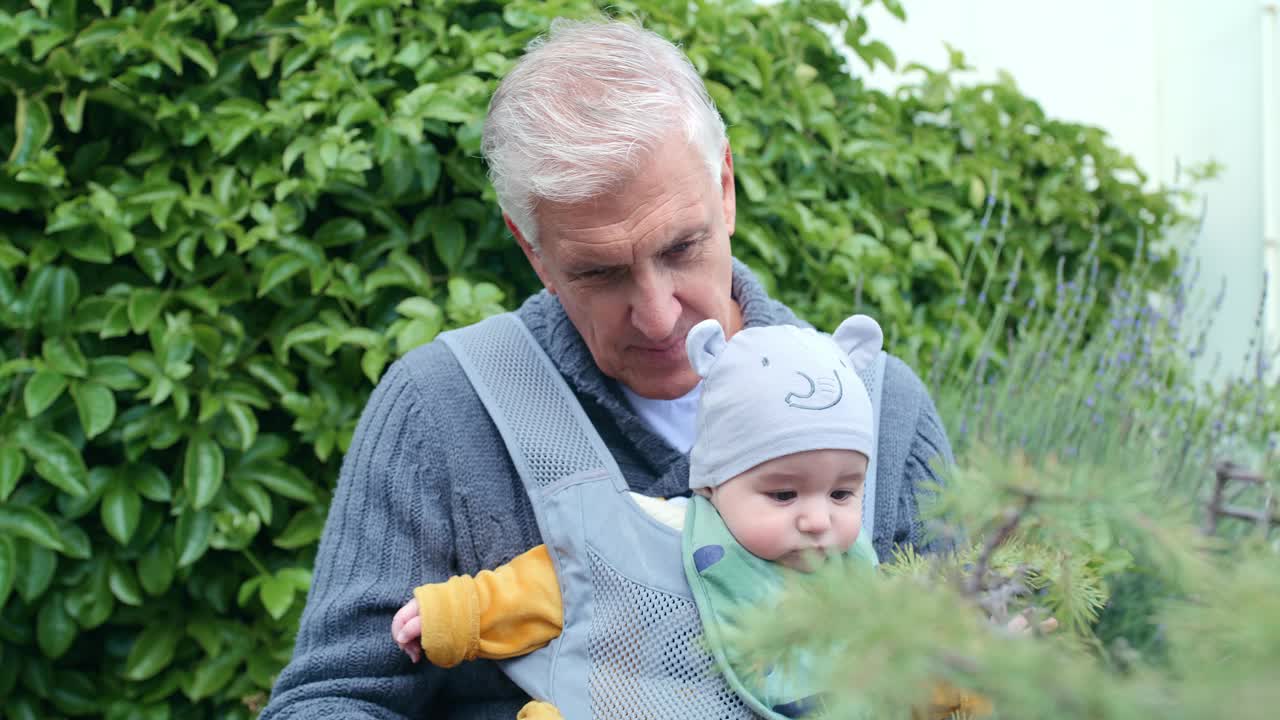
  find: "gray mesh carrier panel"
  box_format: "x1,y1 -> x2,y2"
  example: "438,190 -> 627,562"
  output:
440,314 -> 758,719
586,550 -> 752,719
441,312 -> 620,488
856,354 -> 887,542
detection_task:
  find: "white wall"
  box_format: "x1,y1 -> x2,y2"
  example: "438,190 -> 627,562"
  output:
856,0 -> 1279,382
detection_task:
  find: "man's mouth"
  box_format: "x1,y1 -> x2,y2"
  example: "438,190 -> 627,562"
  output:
636,335 -> 686,354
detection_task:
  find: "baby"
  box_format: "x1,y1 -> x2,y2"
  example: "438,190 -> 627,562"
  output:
391,315 -> 981,718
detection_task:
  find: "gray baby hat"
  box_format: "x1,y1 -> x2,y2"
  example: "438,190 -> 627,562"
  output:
685,315 -> 883,490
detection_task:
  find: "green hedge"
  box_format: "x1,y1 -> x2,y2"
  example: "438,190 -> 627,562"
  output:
0,1 -> 1182,717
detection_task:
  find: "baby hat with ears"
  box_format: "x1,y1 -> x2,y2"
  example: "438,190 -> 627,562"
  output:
685,315 -> 883,490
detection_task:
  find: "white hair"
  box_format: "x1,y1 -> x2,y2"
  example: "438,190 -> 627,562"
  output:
481,18 -> 728,251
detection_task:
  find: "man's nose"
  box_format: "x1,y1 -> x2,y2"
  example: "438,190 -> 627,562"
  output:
629,271 -> 680,342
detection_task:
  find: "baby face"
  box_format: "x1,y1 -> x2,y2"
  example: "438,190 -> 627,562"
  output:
704,448 -> 867,572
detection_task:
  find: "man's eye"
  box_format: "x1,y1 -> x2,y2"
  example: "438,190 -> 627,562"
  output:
574,268 -> 609,280
767,491 -> 796,502
667,241 -> 693,256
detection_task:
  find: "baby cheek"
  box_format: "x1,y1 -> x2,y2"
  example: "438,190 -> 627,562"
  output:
835,513 -> 863,549
730,515 -> 790,562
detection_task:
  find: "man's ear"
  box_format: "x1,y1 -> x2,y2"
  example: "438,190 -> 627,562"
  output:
507,214 -> 556,295
720,142 -> 736,237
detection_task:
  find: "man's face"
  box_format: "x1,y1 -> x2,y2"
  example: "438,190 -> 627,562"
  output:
511,137 -> 742,399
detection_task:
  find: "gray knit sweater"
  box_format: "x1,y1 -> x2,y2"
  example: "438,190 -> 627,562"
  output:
260,261 -> 954,719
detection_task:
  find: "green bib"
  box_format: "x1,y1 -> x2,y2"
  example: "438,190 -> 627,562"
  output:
681,495 -> 878,718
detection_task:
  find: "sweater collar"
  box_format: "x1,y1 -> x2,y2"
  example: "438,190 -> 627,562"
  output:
517,258 -> 805,497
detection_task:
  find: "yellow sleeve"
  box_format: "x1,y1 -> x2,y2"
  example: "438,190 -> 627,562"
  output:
413,544 -> 564,667
516,701 -> 564,719
913,683 -> 994,720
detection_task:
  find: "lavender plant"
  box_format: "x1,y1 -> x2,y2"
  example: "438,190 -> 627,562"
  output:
730,194 -> 1280,719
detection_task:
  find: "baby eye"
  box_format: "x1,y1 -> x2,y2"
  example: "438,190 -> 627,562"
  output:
830,490 -> 856,501
767,491 -> 796,502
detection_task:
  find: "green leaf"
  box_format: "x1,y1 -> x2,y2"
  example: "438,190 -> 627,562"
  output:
47,670 -> 97,716
46,266 -> 80,329
238,576 -> 264,607
174,508 -> 213,567
241,464 -> 318,504
0,502 -> 66,550
25,429 -> 89,496
184,650 -> 242,701
0,445 -> 24,501
43,336 -> 88,377
277,567 -> 312,591
179,37 -> 218,76
127,288 -> 166,334
225,401 -> 258,451
9,94 -> 53,165
259,574 -> 294,619
108,560 -> 144,606
53,465 -> 110,521
64,558 -> 113,629
396,317 -> 441,354
134,245 -> 168,281
257,254 -> 310,297
60,89 -> 87,133
101,479 -> 141,545
56,520 -> 91,560
245,358 -> 296,396
315,218 -> 366,246
273,506 -> 325,549
150,34 -> 183,74
419,95 -> 475,124
71,380 -> 116,438
279,322 -> 329,358
362,347 -> 388,384
432,218 -> 466,272
0,505 -> 67,553
15,541 -> 58,602
0,536 -> 16,611
137,543 -> 175,596
855,40 -> 897,71
24,369 -> 67,417
89,356 -> 141,390
281,45 -> 314,78
231,476 -> 273,525
123,624 -> 182,681
130,463 -> 171,502
37,592 -> 78,659
184,436 -> 224,509
396,297 -> 442,322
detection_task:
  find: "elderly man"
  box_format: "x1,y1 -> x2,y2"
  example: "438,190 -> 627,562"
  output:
261,18 -> 952,719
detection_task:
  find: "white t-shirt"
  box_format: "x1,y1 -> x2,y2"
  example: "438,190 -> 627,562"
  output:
619,382 -> 700,531
619,382 -> 702,454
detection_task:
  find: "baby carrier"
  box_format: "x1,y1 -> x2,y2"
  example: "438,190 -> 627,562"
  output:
439,313 -> 886,719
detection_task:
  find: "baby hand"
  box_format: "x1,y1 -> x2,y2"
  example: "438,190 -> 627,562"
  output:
391,596 -> 423,663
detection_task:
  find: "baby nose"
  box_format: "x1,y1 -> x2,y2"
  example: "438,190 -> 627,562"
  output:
797,506 -> 831,534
